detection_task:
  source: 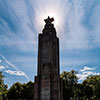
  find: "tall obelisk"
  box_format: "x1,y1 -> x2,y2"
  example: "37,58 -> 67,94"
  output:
34,16 -> 63,100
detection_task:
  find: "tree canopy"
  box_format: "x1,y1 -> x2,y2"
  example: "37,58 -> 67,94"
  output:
0,71 -> 100,100
0,72 -> 8,100
7,81 -> 34,100
60,70 -> 78,100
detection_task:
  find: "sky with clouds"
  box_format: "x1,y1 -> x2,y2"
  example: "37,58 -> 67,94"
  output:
0,0 -> 100,87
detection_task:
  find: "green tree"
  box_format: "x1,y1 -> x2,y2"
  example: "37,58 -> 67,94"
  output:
60,70 -> 78,100
7,82 -> 23,99
82,75 -> 100,100
79,83 -> 93,100
0,72 -> 8,100
7,81 -> 34,100
21,81 -> 34,100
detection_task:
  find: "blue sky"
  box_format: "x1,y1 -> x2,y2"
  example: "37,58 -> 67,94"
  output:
0,0 -> 100,87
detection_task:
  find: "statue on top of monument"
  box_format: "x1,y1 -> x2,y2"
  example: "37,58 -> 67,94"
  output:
44,16 -> 54,24
43,16 -> 56,36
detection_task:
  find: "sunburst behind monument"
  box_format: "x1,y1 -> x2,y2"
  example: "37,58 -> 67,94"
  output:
34,16 -> 63,100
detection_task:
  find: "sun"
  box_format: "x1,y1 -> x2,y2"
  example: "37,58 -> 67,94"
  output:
40,11 -> 60,30
35,10 -> 62,32
33,0 -> 66,33
34,6 -> 65,34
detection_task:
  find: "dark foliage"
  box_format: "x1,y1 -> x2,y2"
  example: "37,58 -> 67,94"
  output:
0,71 -> 100,100
7,81 -> 34,100
0,72 -> 8,100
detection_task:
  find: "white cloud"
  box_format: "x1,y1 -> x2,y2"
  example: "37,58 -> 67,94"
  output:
77,71 -> 100,81
5,70 -> 25,76
0,1 -> 37,52
34,0 -> 84,49
0,53 -> 30,81
33,0 -> 68,33
33,0 -> 100,50
80,66 -> 96,72
0,65 -> 5,70
0,0 -> 100,52
0,60 -> 1,63
77,66 -> 100,81
77,73 -> 88,81
90,3 -> 100,47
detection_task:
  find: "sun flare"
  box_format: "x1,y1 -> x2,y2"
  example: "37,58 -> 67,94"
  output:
35,9 -> 64,33
40,11 -> 60,30
42,12 -> 59,27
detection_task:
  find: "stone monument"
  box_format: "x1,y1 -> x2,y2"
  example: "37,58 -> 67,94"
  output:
34,16 -> 63,100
